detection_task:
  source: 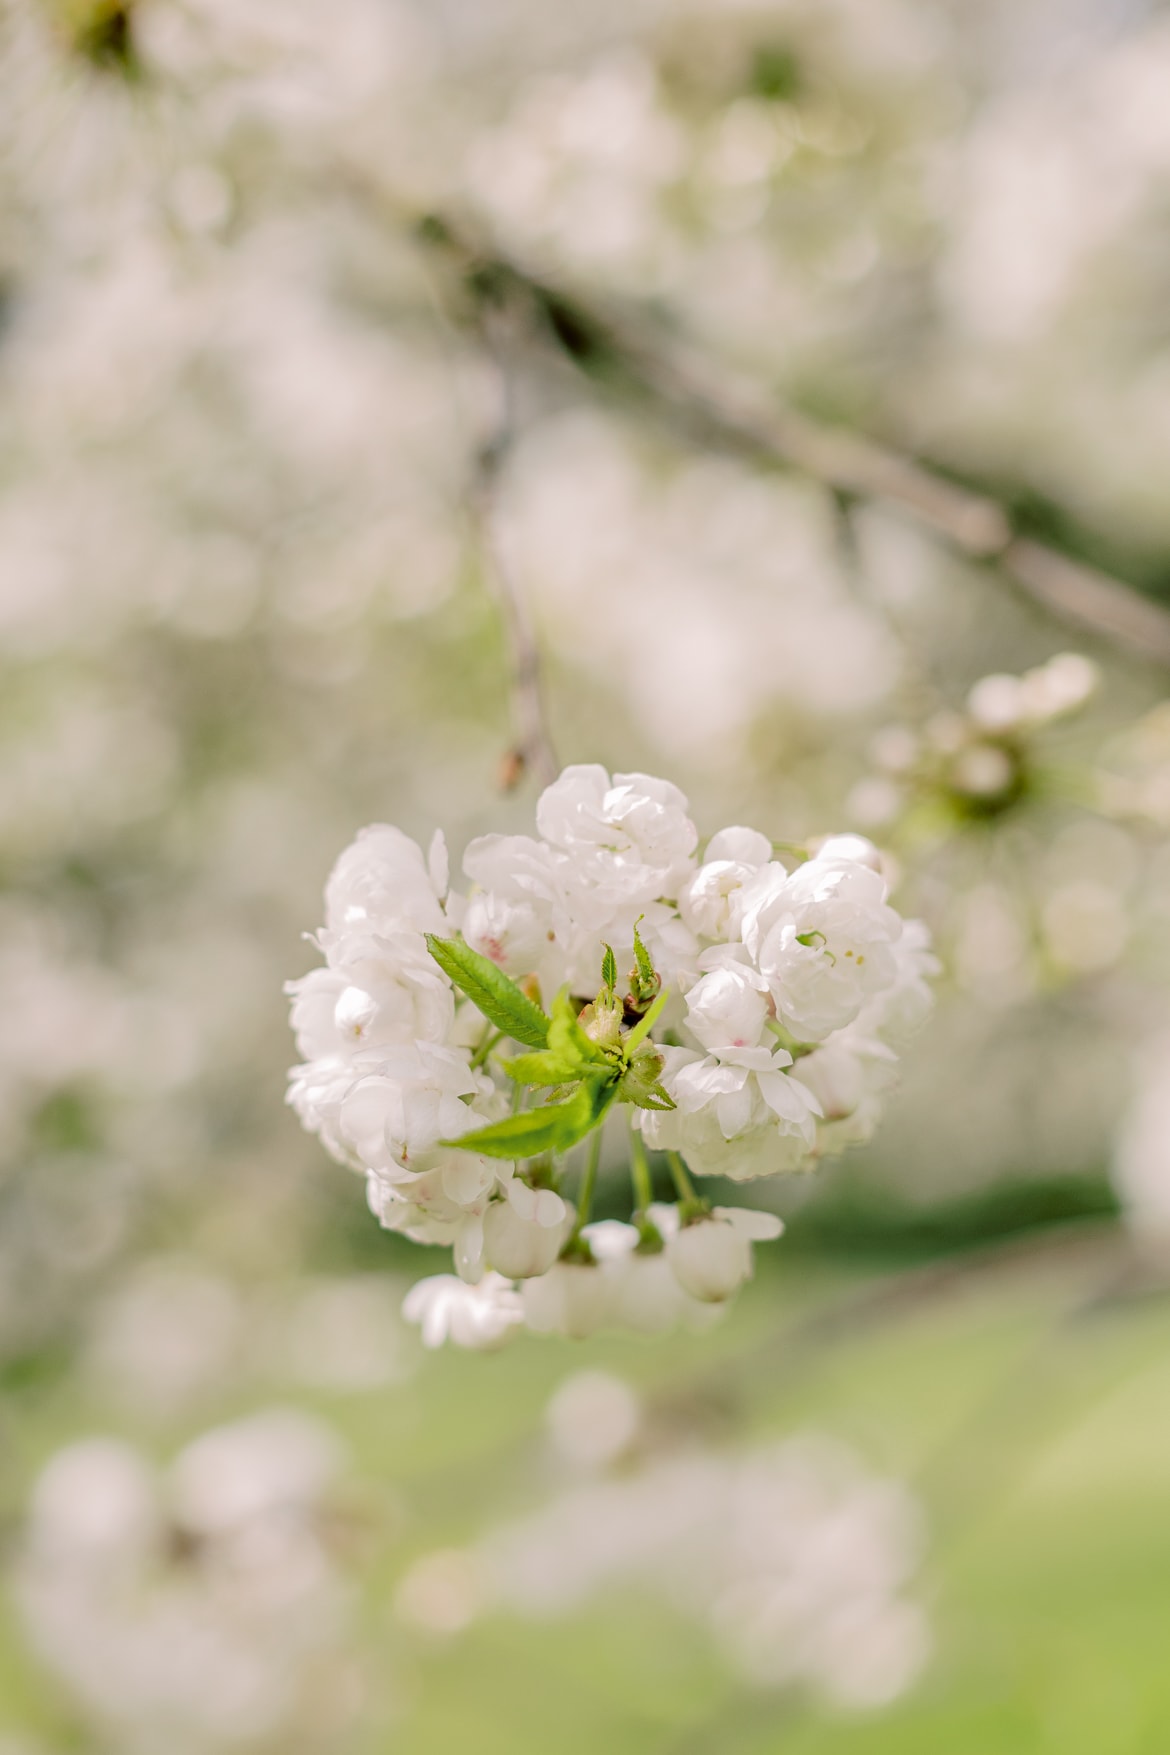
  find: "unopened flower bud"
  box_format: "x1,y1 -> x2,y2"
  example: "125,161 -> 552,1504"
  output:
483,1185 -> 573,1280
665,1207 -> 783,1303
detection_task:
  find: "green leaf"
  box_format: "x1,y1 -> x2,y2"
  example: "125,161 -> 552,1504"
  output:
425,935 -> 550,1049
549,988 -> 610,1066
442,1078 -> 617,1160
601,943 -> 617,995
503,1047 -> 591,1087
624,985 -> 670,1053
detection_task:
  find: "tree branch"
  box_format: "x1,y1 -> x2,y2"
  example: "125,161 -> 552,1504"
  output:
422,213 -> 1170,670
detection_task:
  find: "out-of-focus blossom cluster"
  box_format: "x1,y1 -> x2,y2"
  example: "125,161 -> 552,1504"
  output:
288,764 -> 935,1344
15,1412 -> 364,1752
850,652 -> 1100,832
398,1371 -> 929,1709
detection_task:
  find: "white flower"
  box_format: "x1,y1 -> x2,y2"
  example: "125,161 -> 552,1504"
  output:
402,1273 -> 523,1350
740,858 -> 902,1042
461,890 -> 557,983
463,827 -> 697,995
286,1054 -> 363,1163
791,1034 -> 897,1152
855,917 -> 939,1043
324,825 -> 448,937
520,1260 -> 611,1338
684,958 -> 770,1055
536,764 -> 697,880
286,931 -> 454,1060
665,1206 -> 783,1302
678,825 -> 772,941
1020,652 -> 1099,723
810,833 -> 882,872
461,832 -> 573,991
338,1048 -> 487,1176
643,1044 -> 821,1180
366,1156 -> 497,1237
483,1183 -> 573,1280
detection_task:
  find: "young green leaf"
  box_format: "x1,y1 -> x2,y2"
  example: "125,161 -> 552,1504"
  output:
503,1047 -> 592,1087
633,920 -> 656,985
425,935 -> 550,1049
601,943 -> 617,995
624,985 -> 670,1053
441,1077 -> 617,1160
629,919 -> 660,1003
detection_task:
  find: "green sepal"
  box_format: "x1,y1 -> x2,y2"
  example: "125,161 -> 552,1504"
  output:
425,935 -> 550,1049
625,1082 -> 676,1112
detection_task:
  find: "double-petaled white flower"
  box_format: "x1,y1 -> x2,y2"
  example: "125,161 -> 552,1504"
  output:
287,931 -> 454,1061
740,854 -> 902,1042
678,825 -> 772,943
403,1273 -> 524,1350
325,823 -> 450,937
536,764 -> 698,891
683,955 -> 771,1055
642,1042 -> 821,1180
338,1045 -> 489,1178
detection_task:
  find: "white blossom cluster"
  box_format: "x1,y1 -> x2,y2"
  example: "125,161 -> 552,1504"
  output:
851,652 -> 1101,829
287,765 -> 936,1345
15,1412 -> 360,1752
397,1393 -> 929,1710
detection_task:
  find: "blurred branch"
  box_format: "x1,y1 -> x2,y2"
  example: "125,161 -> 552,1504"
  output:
418,212 -> 1170,670
471,305 -> 559,792
683,1218 -> 1145,1416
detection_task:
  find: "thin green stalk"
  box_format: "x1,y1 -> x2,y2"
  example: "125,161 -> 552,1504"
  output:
575,1129 -> 602,1230
667,1150 -> 697,1204
628,1121 -> 654,1216
771,839 -> 810,864
470,1027 -> 504,1069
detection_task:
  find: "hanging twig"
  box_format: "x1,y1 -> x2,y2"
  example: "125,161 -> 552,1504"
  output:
470,300 -> 559,791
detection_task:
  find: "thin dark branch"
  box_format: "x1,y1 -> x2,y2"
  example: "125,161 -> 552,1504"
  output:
419,211 -> 1170,670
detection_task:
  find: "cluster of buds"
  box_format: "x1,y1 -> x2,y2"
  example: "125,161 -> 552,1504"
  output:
852,652 -> 1100,829
287,766 -> 936,1346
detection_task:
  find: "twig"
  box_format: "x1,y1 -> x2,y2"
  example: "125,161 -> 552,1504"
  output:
470,305 -> 559,792
420,213 -> 1170,670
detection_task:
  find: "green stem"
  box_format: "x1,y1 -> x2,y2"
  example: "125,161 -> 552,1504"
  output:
628,1121 -> 654,1216
470,1027 -> 504,1069
575,1129 -> 602,1230
667,1151 -> 697,1204
766,1018 -> 816,1059
771,839 -> 810,864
